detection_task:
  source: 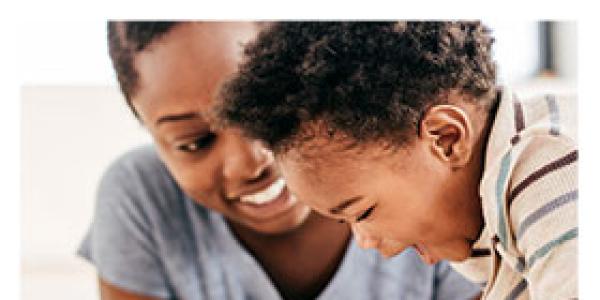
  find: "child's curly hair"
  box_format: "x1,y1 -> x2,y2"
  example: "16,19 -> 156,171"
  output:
219,21 -> 497,153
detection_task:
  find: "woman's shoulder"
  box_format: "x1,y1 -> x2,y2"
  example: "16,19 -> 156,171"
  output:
103,144 -> 167,181
91,143 -> 220,246
100,145 -> 179,195
95,145 -> 193,224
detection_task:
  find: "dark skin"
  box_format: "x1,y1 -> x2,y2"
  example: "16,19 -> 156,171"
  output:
278,91 -> 496,265
100,22 -> 350,300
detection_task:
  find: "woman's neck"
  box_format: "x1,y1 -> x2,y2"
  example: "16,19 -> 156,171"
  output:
227,211 -> 352,299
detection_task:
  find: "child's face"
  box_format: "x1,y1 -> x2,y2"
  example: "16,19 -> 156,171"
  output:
131,22 -> 311,235
278,132 -> 484,264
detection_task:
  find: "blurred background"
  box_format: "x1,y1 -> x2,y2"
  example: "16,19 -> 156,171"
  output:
19,21 -> 577,300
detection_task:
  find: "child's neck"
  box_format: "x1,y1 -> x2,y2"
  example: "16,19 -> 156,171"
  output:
446,88 -> 501,243
468,88 -> 502,241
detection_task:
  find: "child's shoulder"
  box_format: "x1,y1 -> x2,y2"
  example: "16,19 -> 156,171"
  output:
479,87 -> 578,249
482,87 -> 577,174
517,91 -> 577,145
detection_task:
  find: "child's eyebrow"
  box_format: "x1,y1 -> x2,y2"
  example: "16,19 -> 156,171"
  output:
329,196 -> 364,215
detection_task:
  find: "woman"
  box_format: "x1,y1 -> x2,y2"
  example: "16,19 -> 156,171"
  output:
78,21 -> 481,300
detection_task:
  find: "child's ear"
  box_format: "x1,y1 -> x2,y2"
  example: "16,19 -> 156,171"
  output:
418,105 -> 474,167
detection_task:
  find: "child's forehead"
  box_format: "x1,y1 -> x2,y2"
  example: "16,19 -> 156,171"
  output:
288,119 -> 391,150
279,135 -> 402,172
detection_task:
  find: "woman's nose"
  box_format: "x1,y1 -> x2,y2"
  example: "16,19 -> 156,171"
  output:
222,133 -> 274,184
351,223 -> 380,249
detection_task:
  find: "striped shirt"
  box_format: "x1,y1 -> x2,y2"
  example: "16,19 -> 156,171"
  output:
451,87 -> 578,299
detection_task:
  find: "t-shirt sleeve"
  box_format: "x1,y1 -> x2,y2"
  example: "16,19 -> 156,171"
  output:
77,149 -> 172,299
507,135 -> 578,298
433,261 -> 482,300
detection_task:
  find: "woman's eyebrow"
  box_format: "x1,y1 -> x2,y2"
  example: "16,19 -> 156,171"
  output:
329,196 -> 364,215
155,112 -> 201,127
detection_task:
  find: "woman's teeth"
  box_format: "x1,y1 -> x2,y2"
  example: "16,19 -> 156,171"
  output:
240,178 -> 286,205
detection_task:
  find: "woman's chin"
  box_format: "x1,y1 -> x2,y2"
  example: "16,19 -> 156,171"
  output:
237,203 -> 312,236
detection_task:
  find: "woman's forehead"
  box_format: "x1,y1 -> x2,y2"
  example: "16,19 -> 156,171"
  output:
131,23 -> 259,125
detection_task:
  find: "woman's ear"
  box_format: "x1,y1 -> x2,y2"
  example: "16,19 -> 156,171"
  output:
418,105 -> 474,167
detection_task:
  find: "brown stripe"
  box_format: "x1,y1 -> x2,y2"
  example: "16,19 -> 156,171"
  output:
515,256 -> 526,272
471,248 -> 491,257
511,134 -> 521,145
505,278 -> 528,300
513,95 -> 525,133
507,150 -> 578,206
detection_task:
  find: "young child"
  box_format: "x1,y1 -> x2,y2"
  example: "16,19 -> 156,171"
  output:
78,21 -> 481,299
218,22 -> 578,299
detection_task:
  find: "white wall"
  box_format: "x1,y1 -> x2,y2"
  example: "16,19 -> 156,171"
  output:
18,22 -> 114,86
553,21 -> 578,80
486,20 -> 542,85
21,85 -> 150,299
17,21 -> 558,87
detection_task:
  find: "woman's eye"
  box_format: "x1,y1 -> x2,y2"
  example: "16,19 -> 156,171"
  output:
177,133 -> 216,152
356,205 -> 376,222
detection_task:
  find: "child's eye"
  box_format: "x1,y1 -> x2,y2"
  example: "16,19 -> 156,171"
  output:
177,133 -> 217,152
356,205 -> 376,222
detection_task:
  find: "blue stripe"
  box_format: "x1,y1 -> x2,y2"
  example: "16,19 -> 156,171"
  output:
516,190 -> 578,240
496,151 -> 513,248
545,94 -> 560,136
528,227 -> 578,268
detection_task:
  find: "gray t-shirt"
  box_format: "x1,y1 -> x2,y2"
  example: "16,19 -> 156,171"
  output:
78,145 -> 480,300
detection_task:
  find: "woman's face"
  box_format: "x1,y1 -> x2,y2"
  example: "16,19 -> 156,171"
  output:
131,22 -> 311,235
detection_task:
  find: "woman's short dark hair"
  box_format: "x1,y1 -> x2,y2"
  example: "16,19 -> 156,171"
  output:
219,21 -> 497,153
107,21 -> 179,118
